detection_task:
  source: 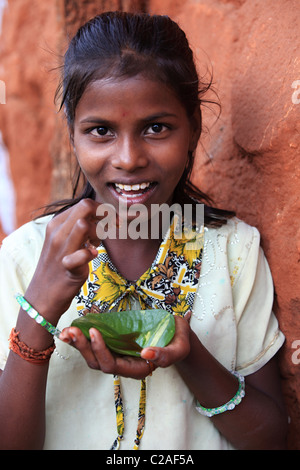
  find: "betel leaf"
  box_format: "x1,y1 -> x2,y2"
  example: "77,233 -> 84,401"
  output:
71,309 -> 175,357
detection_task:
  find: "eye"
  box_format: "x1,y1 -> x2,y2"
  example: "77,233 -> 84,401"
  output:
90,126 -> 113,137
145,123 -> 168,135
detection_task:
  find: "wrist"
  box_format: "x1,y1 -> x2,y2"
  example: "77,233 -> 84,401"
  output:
195,371 -> 245,417
175,330 -> 243,408
15,294 -> 61,338
24,285 -> 67,326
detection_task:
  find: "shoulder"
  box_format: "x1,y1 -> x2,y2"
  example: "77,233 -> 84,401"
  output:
206,216 -> 261,259
207,216 -> 260,245
205,217 -> 262,284
0,215 -> 52,268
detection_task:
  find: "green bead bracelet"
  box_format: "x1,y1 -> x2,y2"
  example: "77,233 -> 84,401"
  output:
195,371 -> 245,417
15,293 -> 62,338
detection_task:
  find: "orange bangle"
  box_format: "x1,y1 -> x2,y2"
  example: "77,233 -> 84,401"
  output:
9,328 -> 56,365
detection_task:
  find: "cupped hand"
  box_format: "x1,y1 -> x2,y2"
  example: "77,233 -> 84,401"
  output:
59,315 -> 191,379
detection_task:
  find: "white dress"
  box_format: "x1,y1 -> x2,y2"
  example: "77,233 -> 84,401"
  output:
0,215 -> 284,449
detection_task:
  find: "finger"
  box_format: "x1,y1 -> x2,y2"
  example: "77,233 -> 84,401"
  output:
62,216 -> 99,256
141,345 -> 182,368
55,200 -> 99,243
89,330 -> 155,378
45,201 -> 100,262
141,317 -> 191,368
89,328 -> 117,374
49,199 -> 100,233
67,199 -> 113,246
60,327 -> 100,370
141,347 -> 161,364
62,247 -> 98,274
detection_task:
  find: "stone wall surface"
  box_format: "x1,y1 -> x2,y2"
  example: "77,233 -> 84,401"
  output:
0,0 -> 299,449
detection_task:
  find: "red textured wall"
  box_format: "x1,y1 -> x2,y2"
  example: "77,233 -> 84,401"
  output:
0,0 -> 299,449
0,1 -> 58,233
148,0 -> 300,448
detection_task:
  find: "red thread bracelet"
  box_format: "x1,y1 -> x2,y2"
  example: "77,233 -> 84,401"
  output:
9,328 -> 56,365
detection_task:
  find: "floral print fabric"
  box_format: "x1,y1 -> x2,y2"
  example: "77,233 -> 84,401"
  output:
75,215 -> 204,317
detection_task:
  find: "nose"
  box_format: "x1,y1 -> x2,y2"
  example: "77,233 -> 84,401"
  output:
111,136 -> 149,172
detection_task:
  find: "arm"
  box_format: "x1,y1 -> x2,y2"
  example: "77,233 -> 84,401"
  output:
0,199 -> 101,449
175,329 -> 288,450
0,318 -> 53,449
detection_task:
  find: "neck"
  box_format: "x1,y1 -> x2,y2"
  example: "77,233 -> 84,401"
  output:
100,210 -> 171,281
103,236 -> 161,282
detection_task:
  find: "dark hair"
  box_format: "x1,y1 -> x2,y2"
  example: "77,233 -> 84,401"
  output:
48,11 -> 234,226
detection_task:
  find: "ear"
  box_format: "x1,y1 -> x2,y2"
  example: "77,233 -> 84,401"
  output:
189,108 -> 202,152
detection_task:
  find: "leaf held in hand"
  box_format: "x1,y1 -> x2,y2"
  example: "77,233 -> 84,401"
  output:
71,309 -> 175,357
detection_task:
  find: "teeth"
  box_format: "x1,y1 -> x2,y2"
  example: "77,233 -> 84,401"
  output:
114,182 -> 151,192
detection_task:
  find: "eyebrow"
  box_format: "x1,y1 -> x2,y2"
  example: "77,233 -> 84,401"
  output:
142,112 -> 178,122
79,112 -> 178,125
79,117 -> 111,125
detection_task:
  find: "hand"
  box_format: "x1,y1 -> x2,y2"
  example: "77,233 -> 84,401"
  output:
59,315 -> 191,379
24,199 -> 102,324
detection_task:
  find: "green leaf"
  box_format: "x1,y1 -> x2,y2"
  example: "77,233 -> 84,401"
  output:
71,309 -> 175,357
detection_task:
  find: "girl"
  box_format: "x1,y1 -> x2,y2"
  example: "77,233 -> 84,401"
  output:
0,12 -> 287,450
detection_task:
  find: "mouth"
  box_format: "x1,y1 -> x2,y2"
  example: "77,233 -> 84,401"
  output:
111,181 -> 156,198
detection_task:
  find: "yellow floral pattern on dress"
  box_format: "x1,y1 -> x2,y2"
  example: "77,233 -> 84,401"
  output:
92,263 -> 127,303
76,215 -> 204,318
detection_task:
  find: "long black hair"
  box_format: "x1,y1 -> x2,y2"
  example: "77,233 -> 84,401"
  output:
46,11 -> 234,226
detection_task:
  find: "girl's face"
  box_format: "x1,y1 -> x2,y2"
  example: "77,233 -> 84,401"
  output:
72,75 -> 200,217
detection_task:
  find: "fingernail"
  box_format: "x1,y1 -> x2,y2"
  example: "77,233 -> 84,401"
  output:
69,332 -> 76,342
60,337 -> 72,344
89,328 -> 95,341
144,349 -> 157,360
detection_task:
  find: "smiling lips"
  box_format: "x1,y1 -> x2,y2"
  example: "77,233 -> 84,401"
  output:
113,182 -> 154,196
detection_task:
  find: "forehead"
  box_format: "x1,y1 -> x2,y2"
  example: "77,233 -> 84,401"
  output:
74,75 -> 187,120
